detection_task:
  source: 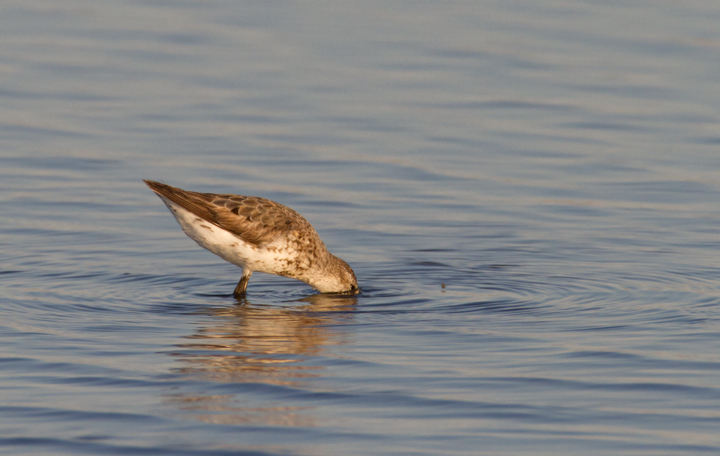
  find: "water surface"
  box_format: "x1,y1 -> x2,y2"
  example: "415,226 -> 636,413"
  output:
2,0 -> 720,455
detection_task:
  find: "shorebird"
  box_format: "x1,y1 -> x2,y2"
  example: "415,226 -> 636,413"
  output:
144,180 -> 358,296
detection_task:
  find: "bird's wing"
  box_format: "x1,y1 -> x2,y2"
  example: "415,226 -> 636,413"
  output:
144,180 -> 314,246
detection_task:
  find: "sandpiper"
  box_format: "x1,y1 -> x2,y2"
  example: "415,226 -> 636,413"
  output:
144,180 -> 358,296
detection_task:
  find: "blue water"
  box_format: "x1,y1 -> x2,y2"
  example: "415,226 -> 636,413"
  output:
2,1 -> 720,454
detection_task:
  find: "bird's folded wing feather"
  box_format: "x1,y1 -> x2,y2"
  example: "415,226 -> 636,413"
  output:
145,180 -> 314,246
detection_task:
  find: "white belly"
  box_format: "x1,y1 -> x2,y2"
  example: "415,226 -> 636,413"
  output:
159,197 -> 290,273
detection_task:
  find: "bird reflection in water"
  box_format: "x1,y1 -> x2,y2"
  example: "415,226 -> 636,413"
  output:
165,293 -> 357,426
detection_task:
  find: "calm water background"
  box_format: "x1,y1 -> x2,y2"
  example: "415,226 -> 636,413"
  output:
2,1 -> 720,455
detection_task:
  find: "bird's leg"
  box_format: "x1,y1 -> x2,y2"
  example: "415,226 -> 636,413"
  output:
233,270 -> 253,297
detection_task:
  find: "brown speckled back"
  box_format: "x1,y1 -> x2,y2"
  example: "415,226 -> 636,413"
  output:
144,180 -> 318,247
